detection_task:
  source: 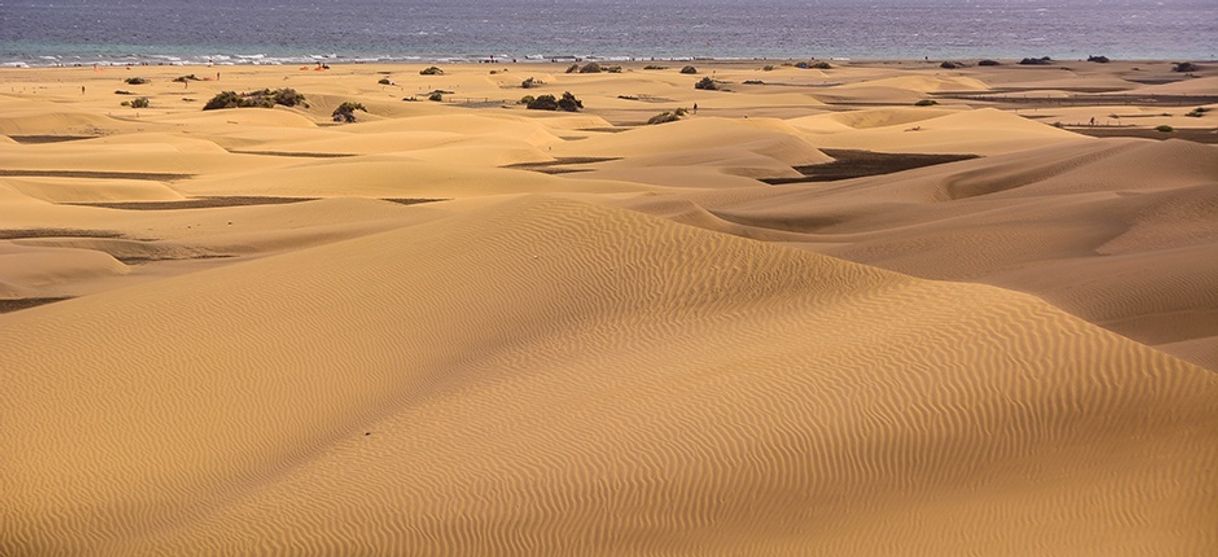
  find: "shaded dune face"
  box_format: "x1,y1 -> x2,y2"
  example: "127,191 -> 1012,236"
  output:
3,198 -> 1216,555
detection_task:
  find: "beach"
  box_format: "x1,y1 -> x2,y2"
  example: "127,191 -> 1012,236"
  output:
2,58 -> 1217,554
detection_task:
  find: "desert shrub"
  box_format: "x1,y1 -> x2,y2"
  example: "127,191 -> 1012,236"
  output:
762,65 -> 775,71
557,91 -> 583,112
419,66 -> 444,75
578,62 -> 602,73
124,77 -> 148,85
680,65 -> 698,74
428,91 -> 444,102
1019,57 -> 1052,65
606,65 -> 623,73
521,77 -> 542,89
1185,107 -> 1210,117
694,76 -> 720,90
1172,62 -> 1200,73
203,88 -> 307,110
519,95 -> 535,105
809,61 -> 832,69
914,99 -> 938,106
1087,55 -> 1111,63
331,101 -> 366,123
647,107 -> 688,125
1155,124 -> 1174,133
940,61 -> 962,69
978,59 -> 1001,66
526,94 -> 558,110
129,97 -> 150,108
114,89 -> 134,95
565,63 -> 580,73
173,74 -> 201,82
743,80 -> 764,85
794,61 -> 810,69
617,95 -> 639,100
643,65 -> 667,70
378,77 -> 393,85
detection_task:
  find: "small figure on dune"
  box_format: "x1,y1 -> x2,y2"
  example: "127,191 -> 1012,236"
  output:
1089,116 -> 1096,126
693,103 -> 698,114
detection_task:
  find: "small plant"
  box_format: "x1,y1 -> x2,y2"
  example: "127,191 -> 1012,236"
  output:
378,77 -> 393,85
647,107 -> 688,125
130,97 -> 150,108
617,95 -> 639,100
606,65 -> 623,73
173,74 -> 201,83
428,91 -> 444,102
694,76 -> 720,90
578,62 -> 602,73
743,80 -> 764,85
978,59 -> 1001,66
565,63 -> 580,74
680,65 -> 698,74
914,99 -> 938,106
1172,62 -> 1200,73
124,77 -> 148,85
557,91 -> 583,112
419,66 -> 444,75
519,95 -> 535,105
1019,57 -> 1052,65
331,101 -> 366,123
114,89 -> 134,95
809,61 -> 832,69
643,65 -> 667,70
940,61 -> 962,69
1185,107 -> 1210,118
1087,55 -> 1111,63
1155,124 -> 1174,133
762,65 -> 775,71
521,77 -> 542,89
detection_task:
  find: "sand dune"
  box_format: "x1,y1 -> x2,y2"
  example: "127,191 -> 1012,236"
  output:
4,197 -> 1216,556
2,60 -> 1217,555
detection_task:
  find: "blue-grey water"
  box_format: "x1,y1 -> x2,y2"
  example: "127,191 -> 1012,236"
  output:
1,0 -> 1214,67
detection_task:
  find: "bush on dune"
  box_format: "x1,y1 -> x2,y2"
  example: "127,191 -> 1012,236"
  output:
121,97 -> 150,108
1019,56 -> 1053,65
914,99 -> 938,106
647,107 -> 688,125
521,77 -> 542,89
680,65 -> 698,74
1155,124 -> 1174,133
643,65 -> 667,70
940,61 -> 963,69
519,95 -> 535,105
331,101 -> 366,123
694,76 -> 722,90
419,66 -> 444,75
202,88 -> 307,110
1087,55 -> 1111,63
124,77 -> 148,85
1185,107 -> 1210,118
378,77 -> 393,85
173,74 -> 201,83
527,91 -> 583,112
565,63 -> 580,74
978,59 -> 1001,66
1172,62 -> 1201,73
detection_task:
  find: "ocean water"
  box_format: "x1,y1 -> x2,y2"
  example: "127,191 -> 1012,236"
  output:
1,0 -> 1214,67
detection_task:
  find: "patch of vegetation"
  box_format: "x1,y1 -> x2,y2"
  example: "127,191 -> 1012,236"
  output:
605,65 -> 623,73
643,65 -> 667,70
378,77 -> 393,85
1155,124 -> 1174,133
173,74 -> 201,83
1172,62 -> 1201,73
331,101 -> 366,123
121,97 -> 150,108
617,95 -> 639,100
428,91 -> 444,102
1087,55 -> 1111,63
680,65 -> 698,74
762,65 -> 775,71
526,91 -> 583,112
978,59 -> 1001,66
565,63 -> 580,73
808,61 -> 832,69
124,77 -> 148,85
521,77 -> 543,89
743,80 -> 764,85
647,107 -> 688,125
519,95 -> 535,105
203,88 -> 308,110
114,90 -> 135,95
1019,56 -> 1053,65
940,61 -> 963,69
1185,107 -> 1210,118
694,76 -> 722,90
419,66 -> 444,75
914,99 -> 938,106
578,62 -> 603,73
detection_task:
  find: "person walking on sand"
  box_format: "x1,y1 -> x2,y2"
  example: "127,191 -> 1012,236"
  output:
81,85 -> 85,95
693,103 -> 699,114
1089,116 -> 1096,126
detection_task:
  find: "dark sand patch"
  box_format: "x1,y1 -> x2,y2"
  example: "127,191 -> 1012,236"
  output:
0,169 -> 194,181
67,196 -> 319,210
1069,127 -> 1218,144
381,198 -> 449,206
8,135 -> 95,144
762,149 -> 979,184
228,150 -> 358,158
0,228 -> 127,240
0,297 -> 72,314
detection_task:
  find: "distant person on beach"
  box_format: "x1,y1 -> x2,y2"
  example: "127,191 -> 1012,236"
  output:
81,85 -> 85,95
1089,116 -> 1096,126
693,103 -> 698,114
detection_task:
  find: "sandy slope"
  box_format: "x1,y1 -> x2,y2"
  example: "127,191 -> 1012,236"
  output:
3,197 -> 1216,556
2,60 -> 1217,554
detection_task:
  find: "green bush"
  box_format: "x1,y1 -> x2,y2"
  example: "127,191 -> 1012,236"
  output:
419,66 -> 444,75
331,101 -> 367,123
578,62 -> 602,73
557,91 -> 583,112
694,77 -> 720,90
647,107 -> 688,125
1019,57 -> 1052,65
527,94 -> 558,110
680,65 -> 698,74
202,88 -> 307,110
643,65 -> 667,70
914,99 -> 938,106
428,91 -> 444,102
519,95 -> 535,105
124,77 -> 148,85
129,97 -> 150,109
521,77 -> 542,89
810,61 -> 832,69
1185,107 -> 1210,118
978,59 -> 1001,66
1087,55 -> 1111,63
527,92 -> 583,112
565,63 -> 580,73
1155,124 -> 1174,133
378,77 -> 393,85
